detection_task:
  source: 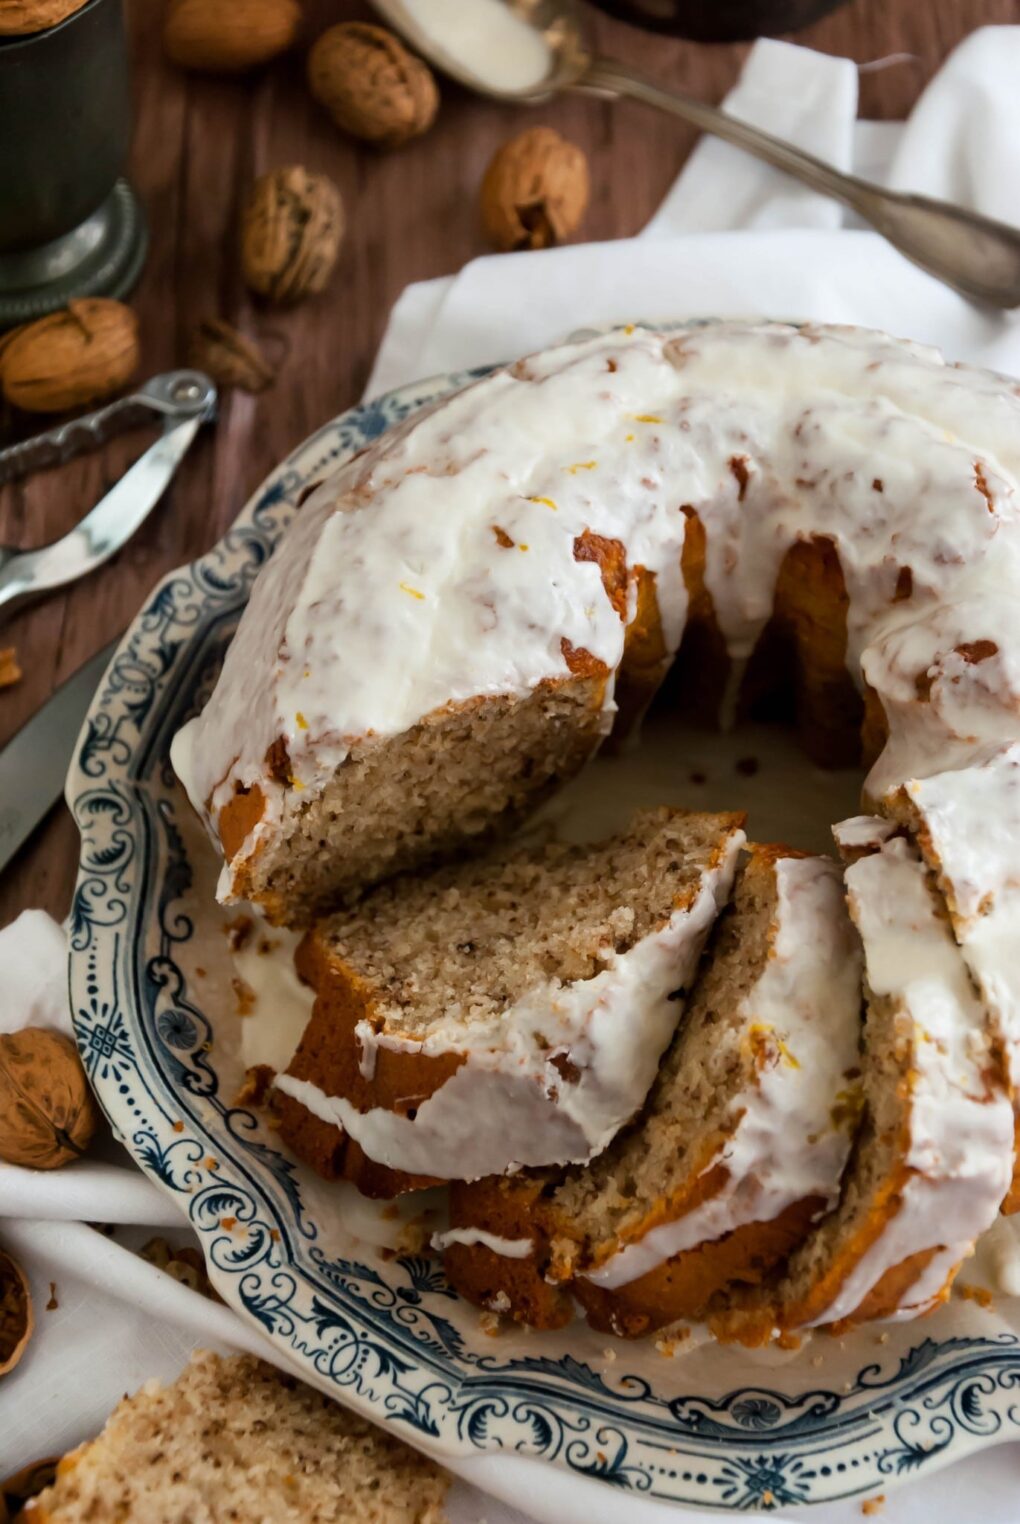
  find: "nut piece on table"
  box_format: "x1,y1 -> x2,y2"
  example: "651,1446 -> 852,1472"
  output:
241,167 -> 344,306
163,0 -> 301,74
0,1248 -> 33,1378
481,126 -> 590,252
0,1029 -> 100,1170
0,648 -> 21,690
0,0 -> 88,35
308,22 -> 438,148
0,299 -> 139,414
189,319 -> 275,394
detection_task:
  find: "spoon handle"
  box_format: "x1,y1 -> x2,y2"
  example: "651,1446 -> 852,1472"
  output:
578,56 -> 1020,309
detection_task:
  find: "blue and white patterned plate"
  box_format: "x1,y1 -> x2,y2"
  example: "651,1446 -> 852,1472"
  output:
67,367 -> 1020,1517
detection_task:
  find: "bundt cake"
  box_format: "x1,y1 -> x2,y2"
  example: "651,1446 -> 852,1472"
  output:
713,818 -> 1015,1343
440,845 -> 864,1336
172,322 -> 1020,926
178,318 -> 1020,1337
273,808 -> 744,1193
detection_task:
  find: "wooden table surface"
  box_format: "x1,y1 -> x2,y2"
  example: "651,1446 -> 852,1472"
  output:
0,0 -> 1013,925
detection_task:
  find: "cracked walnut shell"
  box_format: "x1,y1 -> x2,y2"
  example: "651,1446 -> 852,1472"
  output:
308,23 -> 438,148
481,127 -> 589,252
189,319 -> 275,393
0,1249 -> 33,1378
241,167 -> 344,305
0,1029 -> 99,1170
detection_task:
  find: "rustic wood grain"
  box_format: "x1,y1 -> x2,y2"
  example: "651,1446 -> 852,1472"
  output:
0,0 -> 1013,925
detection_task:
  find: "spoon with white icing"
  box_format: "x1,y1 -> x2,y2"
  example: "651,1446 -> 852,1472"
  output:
372,0 -> 1020,309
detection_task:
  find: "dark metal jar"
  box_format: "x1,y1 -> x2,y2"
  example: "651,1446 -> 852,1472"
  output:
0,0 -> 132,252
586,0 -> 849,42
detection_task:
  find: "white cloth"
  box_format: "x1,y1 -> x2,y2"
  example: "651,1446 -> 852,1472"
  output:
4,29 -> 1020,1522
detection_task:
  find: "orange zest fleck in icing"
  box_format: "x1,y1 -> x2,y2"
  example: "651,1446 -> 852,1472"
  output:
295,712 -> 308,730
527,495 -> 558,510
564,461 -> 597,474
632,414 -> 663,424
399,581 -> 426,600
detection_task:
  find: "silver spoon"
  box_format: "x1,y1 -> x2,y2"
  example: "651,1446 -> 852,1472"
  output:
372,0 -> 1020,309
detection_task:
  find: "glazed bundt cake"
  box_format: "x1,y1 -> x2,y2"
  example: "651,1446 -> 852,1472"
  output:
172,322 -> 1020,926
441,845 -> 863,1336
177,318 -> 1020,1337
714,818 -> 1014,1343
273,808 -> 744,1193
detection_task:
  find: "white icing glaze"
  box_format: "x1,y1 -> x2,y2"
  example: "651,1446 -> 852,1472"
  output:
582,855 -> 862,1290
831,815 -> 898,859
430,1227 -> 534,1258
232,917 -> 313,1074
801,831 -> 1014,1328
891,743 -> 1020,1094
171,323 -> 1020,900
274,830 -> 742,1177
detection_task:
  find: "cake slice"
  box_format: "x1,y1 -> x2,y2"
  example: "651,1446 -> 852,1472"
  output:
441,845 -> 864,1335
273,807 -> 745,1196
25,1350 -> 447,1524
882,744 -> 1020,1208
718,818 -> 1015,1343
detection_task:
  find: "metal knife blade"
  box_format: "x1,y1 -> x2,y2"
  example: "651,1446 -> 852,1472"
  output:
0,639 -> 119,874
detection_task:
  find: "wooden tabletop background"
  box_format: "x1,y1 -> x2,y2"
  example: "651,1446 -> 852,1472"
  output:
0,0 -> 1013,926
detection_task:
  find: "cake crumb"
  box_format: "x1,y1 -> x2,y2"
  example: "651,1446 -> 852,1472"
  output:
479,1311 -> 502,1337
958,1282 -> 994,1308
861,1496 -> 885,1516
602,1347 -> 617,1363
232,976 -> 256,1016
46,1281 -> 58,1311
395,1212 -> 431,1255
233,1064 -> 276,1108
654,1327 -> 690,1357
225,915 -> 254,952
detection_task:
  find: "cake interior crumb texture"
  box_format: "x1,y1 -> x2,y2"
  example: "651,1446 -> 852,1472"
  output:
315,806 -> 742,1037
262,676 -> 608,918
26,1350 -> 448,1524
549,847 -> 780,1247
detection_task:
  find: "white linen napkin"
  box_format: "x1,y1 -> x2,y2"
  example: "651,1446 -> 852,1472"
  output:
4,29 -> 1020,1523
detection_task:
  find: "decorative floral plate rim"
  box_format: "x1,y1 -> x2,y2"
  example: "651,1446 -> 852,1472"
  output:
67,350 -> 1020,1516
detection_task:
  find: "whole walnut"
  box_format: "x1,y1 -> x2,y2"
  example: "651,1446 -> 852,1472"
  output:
0,1028 -> 99,1169
481,127 -> 589,252
308,23 -> 438,148
241,167 -> 344,305
0,299 -> 139,414
0,0 -> 88,34
163,0 -> 301,73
